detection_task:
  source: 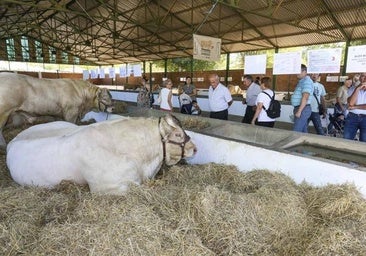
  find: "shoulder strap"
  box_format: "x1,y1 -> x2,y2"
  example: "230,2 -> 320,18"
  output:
261,90 -> 275,110
313,92 -> 321,105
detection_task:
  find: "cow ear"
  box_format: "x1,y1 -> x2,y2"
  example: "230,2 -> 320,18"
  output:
163,114 -> 180,129
159,114 -> 178,137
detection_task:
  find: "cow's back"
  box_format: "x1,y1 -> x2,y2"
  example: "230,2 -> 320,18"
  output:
7,121 -> 88,187
0,72 -> 98,117
6,117 -> 164,193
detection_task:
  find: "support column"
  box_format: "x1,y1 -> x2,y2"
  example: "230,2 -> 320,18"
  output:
342,40 -> 350,76
273,47 -> 279,90
225,53 -> 230,86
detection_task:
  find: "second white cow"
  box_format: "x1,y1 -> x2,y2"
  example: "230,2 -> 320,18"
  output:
7,114 -> 197,195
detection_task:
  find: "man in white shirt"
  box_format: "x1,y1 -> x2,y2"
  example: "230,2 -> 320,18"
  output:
242,75 -> 261,123
345,73 -> 366,142
208,74 -> 233,120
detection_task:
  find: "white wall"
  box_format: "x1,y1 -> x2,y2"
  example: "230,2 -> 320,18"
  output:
186,131 -> 366,198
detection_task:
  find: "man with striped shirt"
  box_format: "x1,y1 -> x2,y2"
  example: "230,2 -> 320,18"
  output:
291,64 -> 314,133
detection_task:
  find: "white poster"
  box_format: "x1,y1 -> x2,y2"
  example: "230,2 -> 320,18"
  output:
109,67 -> 116,79
90,69 -> 98,79
82,70 -> 89,80
307,48 -> 342,73
244,54 -> 267,74
346,45 -> 366,73
273,52 -> 302,75
133,64 -> 142,77
193,34 -> 221,61
119,66 -> 127,77
128,64 -> 134,76
99,68 -> 105,79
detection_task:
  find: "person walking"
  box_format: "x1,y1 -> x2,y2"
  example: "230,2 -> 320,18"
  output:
251,77 -> 276,128
159,78 -> 173,112
137,76 -> 151,108
344,73 -> 366,142
242,75 -> 261,123
181,76 -> 197,101
208,74 -> 233,120
307,73 -> 326,135
335,78 -> 352,117
291,64 -> 314,133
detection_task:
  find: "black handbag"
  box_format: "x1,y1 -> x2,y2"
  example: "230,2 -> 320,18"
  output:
313,92 -> 324,115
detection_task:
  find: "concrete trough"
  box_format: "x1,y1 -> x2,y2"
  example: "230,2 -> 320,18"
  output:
108,105 -> 366,197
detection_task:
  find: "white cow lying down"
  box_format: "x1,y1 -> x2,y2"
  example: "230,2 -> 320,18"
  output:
7,114 -> 197,195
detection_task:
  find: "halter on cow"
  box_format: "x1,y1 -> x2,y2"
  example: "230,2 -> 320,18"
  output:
159,115 -> 192,161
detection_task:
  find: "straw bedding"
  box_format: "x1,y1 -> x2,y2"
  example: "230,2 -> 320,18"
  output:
1,126 -> 366,255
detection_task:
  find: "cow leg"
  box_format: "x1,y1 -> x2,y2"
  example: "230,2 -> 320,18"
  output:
0,110 -> 12,152
0,129 -> 6,153
63,108 -> 79,124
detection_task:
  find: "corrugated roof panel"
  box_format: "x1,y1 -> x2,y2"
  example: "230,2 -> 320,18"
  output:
266,0 -> 322,22
0,0 -> 365,64
223,29 -> 261,42
299,15 -> 337,30
335,8 -> 366,27
275,30 -> 344,47
259,23 -> 306,38
324,0 -> 365,11
347,25 -> 366,40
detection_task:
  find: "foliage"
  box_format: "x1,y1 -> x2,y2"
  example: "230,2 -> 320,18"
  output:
149,57 -> 219,72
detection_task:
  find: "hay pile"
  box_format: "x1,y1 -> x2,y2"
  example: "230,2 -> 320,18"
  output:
1,129 -> 366,255
112,100 -> 128,114
181,117 -> 210,130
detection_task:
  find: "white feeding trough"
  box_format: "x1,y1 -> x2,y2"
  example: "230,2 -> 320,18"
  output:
121,106 -> 366,197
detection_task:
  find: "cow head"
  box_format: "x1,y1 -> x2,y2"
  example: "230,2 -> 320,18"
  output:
97,88 -> 114,113
158,114 -> 197,165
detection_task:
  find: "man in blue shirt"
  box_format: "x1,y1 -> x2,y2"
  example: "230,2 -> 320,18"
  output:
291,64 -> 314,133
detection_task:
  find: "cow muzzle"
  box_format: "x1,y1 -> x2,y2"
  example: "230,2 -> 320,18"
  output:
158,115 -> 197,165
98,100 -> 113,113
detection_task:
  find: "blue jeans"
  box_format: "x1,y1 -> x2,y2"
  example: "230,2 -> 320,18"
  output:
308,112 -> 324,135
344,112 -> 366,142
293,105 -> 312,133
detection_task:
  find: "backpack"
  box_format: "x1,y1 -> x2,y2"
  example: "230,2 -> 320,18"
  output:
261,90 -> 281,118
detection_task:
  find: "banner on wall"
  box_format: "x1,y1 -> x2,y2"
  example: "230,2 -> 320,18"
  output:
109,67 -> 116,79
193,34 -> 221,61
346,45 -> 366,73
99,68 -> 105,79
307,48 -> 342,73
133,64 -> 142,76
82,70 -> 89,80
244,54 -> 267,74
273,52 -> 302,75
119,66 -> 127,77
90,69 -> 98,79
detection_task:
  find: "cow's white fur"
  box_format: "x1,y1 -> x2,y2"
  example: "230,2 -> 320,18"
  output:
6,115 -> 196,195
0,72 -> 113,150
81,111 -> 124,122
